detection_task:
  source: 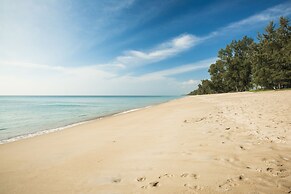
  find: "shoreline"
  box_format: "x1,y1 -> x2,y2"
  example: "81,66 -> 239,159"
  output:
0,97 -> 179,145
0,91 -> 290,194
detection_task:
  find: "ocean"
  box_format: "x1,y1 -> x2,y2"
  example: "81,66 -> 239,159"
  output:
0,96 -> 179,143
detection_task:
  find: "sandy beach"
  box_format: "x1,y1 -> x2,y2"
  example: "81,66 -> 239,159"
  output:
0,91 -> 290,194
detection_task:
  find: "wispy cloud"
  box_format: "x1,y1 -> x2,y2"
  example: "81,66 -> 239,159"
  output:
1,1 -> 291,95
113,1 -> 291,69
105,0 -> 136,11
182,79 -> 199,85
115,34 -> 203,68
0,61 -> 114,78
142,58 -> 216,79
0,60 -> 194,95
1,57 -> 214,79
209,1 -> 291,37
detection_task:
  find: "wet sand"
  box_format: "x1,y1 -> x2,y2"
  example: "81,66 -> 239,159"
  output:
0,91 -> 290,193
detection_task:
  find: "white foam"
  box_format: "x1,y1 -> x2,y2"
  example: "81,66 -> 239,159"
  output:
113,106 -> 152,116
0,106 -> 152,144
0,98 -> 176,144
0,121 -> 90,144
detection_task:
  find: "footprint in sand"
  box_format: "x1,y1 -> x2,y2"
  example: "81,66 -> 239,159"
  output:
180,173 -> 198,179
137,176 -> 146,182
149,181 -> 159,187
266,167 -> 274,172
184,183 -> 202,191
218,175 -> 246,191
141,181 -> 160,189
195,117 -> 206,122
265,167 -> 290,178
112,178 -> 121,183
218,178 -> 237,191
158,173 -> 173,179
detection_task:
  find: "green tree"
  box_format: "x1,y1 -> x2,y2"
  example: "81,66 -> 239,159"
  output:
252,17 -> 291,89
189,16 -> 291,95
209,36 -> 254,92
208,60 -> 227,93
274,17 -> 291,88
223,36 -> 254,92
189,80 -> 215,95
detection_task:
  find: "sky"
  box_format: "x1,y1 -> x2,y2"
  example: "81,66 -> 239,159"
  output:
0,0 -> 290,95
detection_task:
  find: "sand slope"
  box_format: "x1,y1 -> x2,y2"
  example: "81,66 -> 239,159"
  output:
0,91 -> 290,193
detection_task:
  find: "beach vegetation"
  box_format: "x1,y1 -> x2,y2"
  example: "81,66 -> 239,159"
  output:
189,16 -> 291,95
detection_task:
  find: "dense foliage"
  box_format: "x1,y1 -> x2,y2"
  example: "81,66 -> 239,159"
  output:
189,17 -> 291,95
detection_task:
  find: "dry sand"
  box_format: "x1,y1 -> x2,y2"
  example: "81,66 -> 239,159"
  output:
0,91 -> 291,194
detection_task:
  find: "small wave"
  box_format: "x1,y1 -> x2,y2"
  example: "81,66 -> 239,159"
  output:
0,97 -> 177,144
113,106 -> 152,116
0,105 -> 154,144
45,104 -> 87,107
0,121 -> 90,144
0,128 -> 7,131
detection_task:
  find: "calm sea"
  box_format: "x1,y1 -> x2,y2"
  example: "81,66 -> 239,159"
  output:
0,96 -> 179,143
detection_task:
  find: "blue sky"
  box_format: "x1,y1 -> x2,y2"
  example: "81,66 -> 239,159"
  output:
0,0 -> 290,95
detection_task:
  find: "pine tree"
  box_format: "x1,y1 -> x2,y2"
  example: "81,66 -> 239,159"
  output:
252,17 -> 291,89
189,16 -> 291,95
209,60 -> 227,93
274,17 -> 291,88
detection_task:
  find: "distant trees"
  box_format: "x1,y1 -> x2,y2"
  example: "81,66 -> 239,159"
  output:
189,80 -> 214,95
189,17 -> 291,95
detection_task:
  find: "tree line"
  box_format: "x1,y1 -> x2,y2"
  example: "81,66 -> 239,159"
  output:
189,17 -> 291,95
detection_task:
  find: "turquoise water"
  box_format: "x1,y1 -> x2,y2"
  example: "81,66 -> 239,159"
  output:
0,96 -> 178,143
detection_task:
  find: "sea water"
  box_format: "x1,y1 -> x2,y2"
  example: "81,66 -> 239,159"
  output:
0,96 -> 178,143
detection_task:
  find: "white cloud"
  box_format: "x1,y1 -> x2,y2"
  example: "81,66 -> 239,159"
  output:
0,60 -> 194,95
182,79 -> 199,85
0,57 -> 213,95
1,2 -> 291,95
0,0 -> 137,66
116,34 -> 203,68
0,61 -> 115,78
208,1 -> 291,37
142,58 -> 216,78
180,79 -> 200,91
113,2 -> 291,69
